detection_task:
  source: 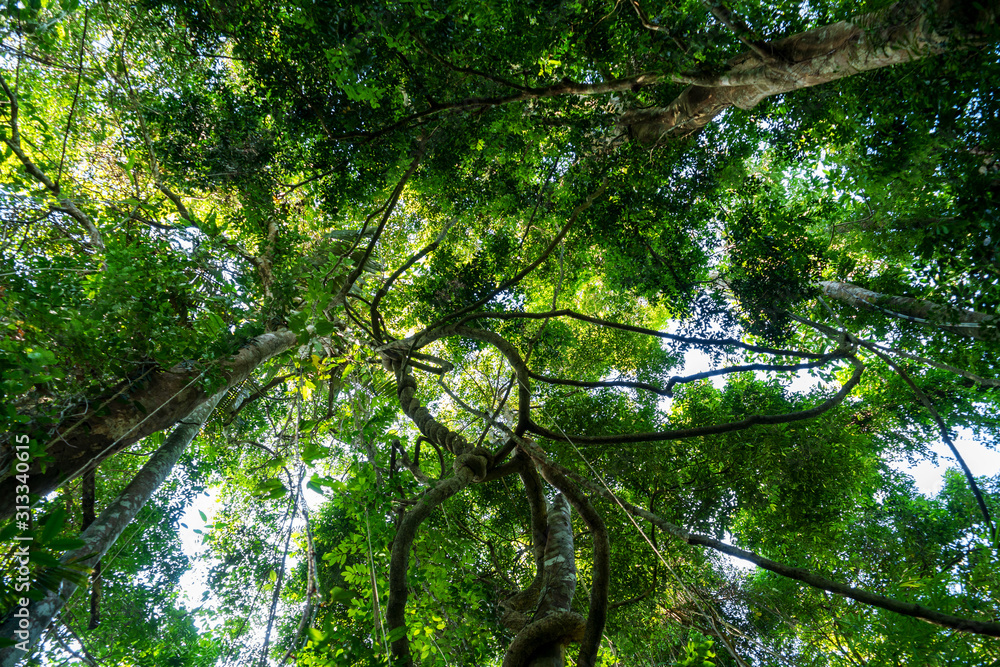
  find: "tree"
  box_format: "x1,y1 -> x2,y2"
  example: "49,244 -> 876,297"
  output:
2,0 -> 999,665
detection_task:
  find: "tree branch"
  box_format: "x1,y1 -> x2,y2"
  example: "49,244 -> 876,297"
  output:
526,356 -> 863,445
0,71 -> 104,251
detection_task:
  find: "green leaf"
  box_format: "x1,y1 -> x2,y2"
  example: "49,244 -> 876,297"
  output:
46,537 -> 86,551
28,550 -> 61,567
39,508 -> 67,543
330,586 -> 355,603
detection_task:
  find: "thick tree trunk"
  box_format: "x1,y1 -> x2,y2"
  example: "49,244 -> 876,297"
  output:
0,329 -> 296,521
503,494 -> 585,667
819,280 -> 997,340
622,0 -> 997,143
0,393 -> 224,666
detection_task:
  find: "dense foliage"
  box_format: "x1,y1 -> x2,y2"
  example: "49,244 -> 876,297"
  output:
2,0 -> 999,665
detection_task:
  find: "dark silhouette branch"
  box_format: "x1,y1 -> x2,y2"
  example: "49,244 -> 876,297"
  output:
526,356 -> 863,445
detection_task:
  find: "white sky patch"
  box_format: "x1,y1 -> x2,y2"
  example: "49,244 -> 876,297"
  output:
176,477 -> 327,637
177,486 -> 222,626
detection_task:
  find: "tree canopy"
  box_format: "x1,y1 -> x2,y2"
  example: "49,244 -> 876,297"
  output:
2,0 -> 1000,665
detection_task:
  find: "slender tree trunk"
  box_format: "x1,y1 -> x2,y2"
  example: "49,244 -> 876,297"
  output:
0,329 -> 296,521
819,280 -> 997,340
80,470 -> 101,630
621,0 -> 997,143
0,392 -> 224,666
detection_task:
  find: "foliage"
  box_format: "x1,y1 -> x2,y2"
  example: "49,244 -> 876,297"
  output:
2,0 -> 1000,665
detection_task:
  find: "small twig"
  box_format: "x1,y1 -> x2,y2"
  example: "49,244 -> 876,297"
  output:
56,9 -> 89,190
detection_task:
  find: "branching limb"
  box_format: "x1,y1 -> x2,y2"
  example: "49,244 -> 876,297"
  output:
418,180 -> 608,334
114,62 -> 197,226
856,355 -> 993,539
699,0 -> 779,63
389,325 -> 534,436
515,438 -> 1000,638
384,351 -> 494,469
55,9 -> 89,190
412,34 -> 531,92
526,356 -> 863,445
327,74 -> 673,142
860,339 -> 1000,388
793,314 -> 997,542
527,353 -> 842,398
464,308 -> 831,359
0,71 -> 104,250
393,438 -> 432,485
872,351 -> 995,542
335,140 -> 427,304
371,216 -> 458,340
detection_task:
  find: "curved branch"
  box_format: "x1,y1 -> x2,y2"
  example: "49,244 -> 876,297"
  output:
0,71 -> 104,251
417,181 -> 607,335
464,309 -> 831,359
388,325 -> 534,436
526,356 -> 864,445
386,464 -> 481,666
371,217 -> 458,340
326,74 -> 671,142
865,348 -> 995,542
335,142 -> 427,304
527,353 -> 842,398
861,339 -> 1000,388
637,500 -> 1000,637
794,314 -> 997,542
386,351 -> 487,461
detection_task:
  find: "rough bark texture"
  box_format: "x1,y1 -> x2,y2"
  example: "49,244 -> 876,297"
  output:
622,0 -> 997,143
537,466 -> 610,667
820,280 -> 997,340
0,393 -> 223,666
0,329 -> 296,521
503,494 -> 585,667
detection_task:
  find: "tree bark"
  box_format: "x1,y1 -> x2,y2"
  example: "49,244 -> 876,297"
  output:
503,494 -> 584,667
81,470 -> 101,630
0,392 -> 224,666
819,280 -> 997,340
621,0 -> 997,143
0,329 -> 297,522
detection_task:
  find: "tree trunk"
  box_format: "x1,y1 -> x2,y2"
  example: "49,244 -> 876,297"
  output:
819,280 -> 997,340
621,0 -> 997,143
0,329 -> 296,522
0,392 -> 224,666
81,470 -> 101,630
503,494 -> 585,667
